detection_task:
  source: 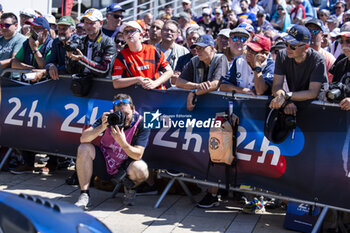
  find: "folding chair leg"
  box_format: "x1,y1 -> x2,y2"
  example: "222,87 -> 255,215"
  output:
178,180 -> 196,204
154,177 -> 176,208
111,183 -> 122,198
0,148 -> 12,173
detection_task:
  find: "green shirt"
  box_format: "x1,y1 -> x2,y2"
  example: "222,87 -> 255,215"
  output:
15,44 -> 52,66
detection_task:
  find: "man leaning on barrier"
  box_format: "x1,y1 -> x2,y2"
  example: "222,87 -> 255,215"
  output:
269,25 -> 328,115
65,8 -> 116,79
75,93 -> 150,209
0,12 -> 26,77
328,32 -> 350,110
45,16 -> 76,80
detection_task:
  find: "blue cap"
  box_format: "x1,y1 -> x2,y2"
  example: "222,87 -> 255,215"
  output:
25,17 -> 50,31
107,3 -> 124,12
305,18 -> 325,33
283,25 -> 311,45
238,22 -> 255,34
190,34 -> 215,49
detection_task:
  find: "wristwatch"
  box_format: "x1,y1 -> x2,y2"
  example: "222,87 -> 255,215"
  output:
32,49 -> 39,54
285,92 -> 293,100
191,89 -> 197,96
253,66 -> 262,73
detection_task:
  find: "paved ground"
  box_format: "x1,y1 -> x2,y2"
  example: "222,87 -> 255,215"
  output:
0,168 -> 296,233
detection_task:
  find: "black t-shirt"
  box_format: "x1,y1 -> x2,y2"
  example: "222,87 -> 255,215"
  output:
274,48 -> 328,92
102,27 -> 115,37
329,56 -> 350,83
92,112 -> 150,147
209,20 -> 227,39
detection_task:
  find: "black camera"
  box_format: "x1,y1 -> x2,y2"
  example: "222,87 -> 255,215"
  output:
107,111 -> 126,128
65,36 -> 82,52
284,115 -> 297,128
326,78 -> 350,103
31,31 -> 38,41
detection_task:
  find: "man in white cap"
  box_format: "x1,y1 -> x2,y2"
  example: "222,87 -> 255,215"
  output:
19,8 -> 36,36
112,21 -> 173,90
66,8 -> 116,78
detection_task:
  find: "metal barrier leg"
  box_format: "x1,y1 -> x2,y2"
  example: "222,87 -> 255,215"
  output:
0,148 -> 13,173
111,183 -> 122,198
311,205 -> 329,233
154,177 -> 176,208
178,180 -> 196,204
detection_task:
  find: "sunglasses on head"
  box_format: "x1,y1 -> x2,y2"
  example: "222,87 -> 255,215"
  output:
231,36 -> 248,43
113,99 -> 130,106
285,42 -> 305,50
338,38 -> 350,44
113,14 -> 124,19
0,23 -> 13,29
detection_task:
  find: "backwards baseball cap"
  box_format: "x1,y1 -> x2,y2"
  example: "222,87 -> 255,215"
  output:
247,34 -> 271,52
283,25 -> 311,45
20,8 -> 36,18
106,3 -> 124,13
57,16 -> 76,27
25,17 -> 50,31
305,18 -> 325,32
190,34 -> 215,49
119,21 -> 144,33
82,8 -> 103,21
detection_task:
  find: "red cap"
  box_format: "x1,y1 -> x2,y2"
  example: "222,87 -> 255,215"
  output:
247,34 -> 271,52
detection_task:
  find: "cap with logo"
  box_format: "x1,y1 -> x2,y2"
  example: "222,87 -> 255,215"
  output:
283,25 -> 311,45
238,22 -> 255,34
213,8 -> 223,15
190,34 -> 215,49
338,22 -> 350,37
25,17 -> 50,31
230,27 -> 250,38
247,34 -> 271,52
82,8 -> 103,21
120,21 -> 144,33
20,8 -> 36,18
106,3 -> 125,13
58,16 -> 76,27
305,18 -> 325,32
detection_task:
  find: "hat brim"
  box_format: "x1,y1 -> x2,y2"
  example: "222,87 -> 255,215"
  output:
190,42 -> 209,49
305,22 -> 324,32
247,42 -> 263,52
25,20 -> 48,30
282,34 -> 300,45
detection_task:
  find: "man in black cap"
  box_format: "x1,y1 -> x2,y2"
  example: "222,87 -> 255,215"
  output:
102,3 -> 124,37
305,18 -> 335,82
269,25 -> 328,116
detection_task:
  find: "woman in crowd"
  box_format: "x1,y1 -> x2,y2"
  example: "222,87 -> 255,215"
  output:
270,4 -> 291,32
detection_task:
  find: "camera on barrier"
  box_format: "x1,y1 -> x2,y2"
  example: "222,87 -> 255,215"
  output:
326,76 -> 350,103
65,36 -> 83,52
107,111 -> 126,129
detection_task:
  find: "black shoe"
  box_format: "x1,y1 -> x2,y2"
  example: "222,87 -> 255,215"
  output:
197,192 -> 220,208
136,183 -> 158,196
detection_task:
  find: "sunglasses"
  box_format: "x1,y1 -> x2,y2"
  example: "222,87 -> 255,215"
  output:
345,18 -> 350,22
338,38 -> 350,44
0,23 -> 13,29
113,14 -> 124,19
123,29 -> 140,35
221,5 -> 228,8
309,29 -> 320,35
285,42 -> 305,50
335,6 -> 342,9
113,99 -> 130,106
115,39 -> 126,45
231,36 -> 248,43
277,8 -> 283,10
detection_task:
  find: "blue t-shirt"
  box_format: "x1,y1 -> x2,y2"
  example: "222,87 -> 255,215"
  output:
237,12 -> 257,22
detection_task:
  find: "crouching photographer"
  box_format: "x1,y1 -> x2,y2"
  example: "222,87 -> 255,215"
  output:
75,94 -> 150,209
328,33 -> 350,110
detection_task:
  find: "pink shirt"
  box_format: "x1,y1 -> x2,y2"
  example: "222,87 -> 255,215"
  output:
318,48 -> 336,83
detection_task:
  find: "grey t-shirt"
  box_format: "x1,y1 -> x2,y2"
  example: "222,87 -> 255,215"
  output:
180,54 -> 229,83
274,48 -> 328,92
0,33 -> 26,75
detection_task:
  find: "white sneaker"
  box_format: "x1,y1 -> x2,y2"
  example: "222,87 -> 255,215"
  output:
123,187 -> 136,206
75,193 -> 90,210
